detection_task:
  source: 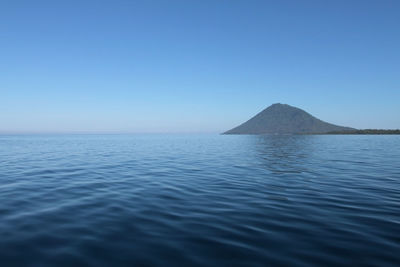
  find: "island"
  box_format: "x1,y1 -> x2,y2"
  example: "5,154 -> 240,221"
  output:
224,103 -> 399,135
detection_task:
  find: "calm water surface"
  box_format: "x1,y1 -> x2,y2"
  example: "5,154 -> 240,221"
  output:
0,134 -> 399,266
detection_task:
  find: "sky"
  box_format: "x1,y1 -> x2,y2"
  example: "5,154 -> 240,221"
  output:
1,0 -> 399,133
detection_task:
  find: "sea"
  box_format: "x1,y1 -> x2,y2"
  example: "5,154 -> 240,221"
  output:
0,134 -> 399,266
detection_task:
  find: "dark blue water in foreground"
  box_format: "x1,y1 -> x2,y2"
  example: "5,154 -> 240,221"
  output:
1,134 -> 399,266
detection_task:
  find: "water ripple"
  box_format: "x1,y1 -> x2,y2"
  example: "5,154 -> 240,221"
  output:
0,134 -> 399,266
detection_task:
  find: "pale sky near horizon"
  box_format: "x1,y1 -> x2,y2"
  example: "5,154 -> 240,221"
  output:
1,0 -> 399,133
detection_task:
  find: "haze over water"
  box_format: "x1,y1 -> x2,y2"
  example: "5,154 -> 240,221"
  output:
1,134 -> 399,266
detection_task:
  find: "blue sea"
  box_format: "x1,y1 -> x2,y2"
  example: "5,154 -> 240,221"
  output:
0,134 -> 399,266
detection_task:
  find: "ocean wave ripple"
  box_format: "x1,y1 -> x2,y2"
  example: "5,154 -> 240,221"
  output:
0,134 -> 399,266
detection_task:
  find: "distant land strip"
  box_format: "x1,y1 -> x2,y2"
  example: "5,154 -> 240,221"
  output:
322,129 -> 400,135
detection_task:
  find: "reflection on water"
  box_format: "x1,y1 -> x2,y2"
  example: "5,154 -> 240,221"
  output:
254,135 -> 314,174
0,134 -> 399,266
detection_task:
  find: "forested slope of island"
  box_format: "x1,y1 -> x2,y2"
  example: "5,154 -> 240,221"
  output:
224,103 -> 355,134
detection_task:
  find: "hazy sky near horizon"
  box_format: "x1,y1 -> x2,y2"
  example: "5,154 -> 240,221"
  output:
1,0 -> 399,133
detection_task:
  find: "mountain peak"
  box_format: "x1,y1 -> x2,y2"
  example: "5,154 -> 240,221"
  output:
270,103 -> 285,107
224,104 -> 354,134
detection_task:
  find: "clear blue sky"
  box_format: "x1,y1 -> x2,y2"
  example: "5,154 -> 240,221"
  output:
1,0 -> 399,133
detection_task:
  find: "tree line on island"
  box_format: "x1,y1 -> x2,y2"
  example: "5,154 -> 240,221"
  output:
323,129 -> 400,135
